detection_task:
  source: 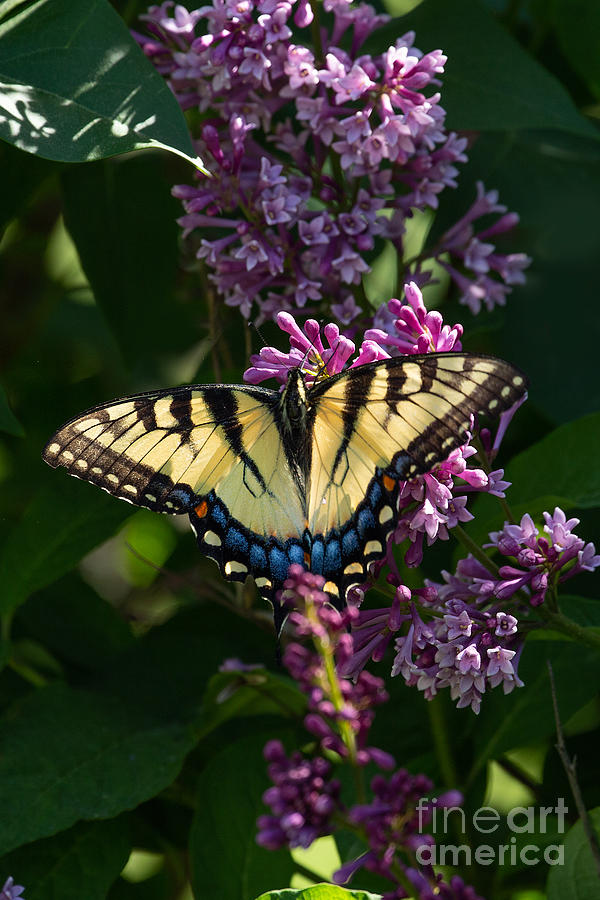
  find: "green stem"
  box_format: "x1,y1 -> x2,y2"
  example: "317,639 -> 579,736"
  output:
538,608 -> 600,650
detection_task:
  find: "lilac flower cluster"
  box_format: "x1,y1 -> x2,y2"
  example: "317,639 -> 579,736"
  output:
136,1 -> 529,322
343,507 -> 600,713
0,879 -> 25,900
257,740 -> 341,849
257,565 -> 484,899
282,567 -> 393,767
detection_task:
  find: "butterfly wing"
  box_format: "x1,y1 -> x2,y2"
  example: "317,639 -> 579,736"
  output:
305,352 -> 527,600
43,385 -> 307,614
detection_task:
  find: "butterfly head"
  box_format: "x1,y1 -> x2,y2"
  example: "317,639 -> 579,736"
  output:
281,367 -> 310,434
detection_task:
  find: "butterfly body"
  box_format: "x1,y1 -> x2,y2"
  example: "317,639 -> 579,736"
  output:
43,353 -> 527,628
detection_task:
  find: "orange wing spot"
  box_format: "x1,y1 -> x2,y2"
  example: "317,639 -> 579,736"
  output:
304,551 -> 311,567
195,500 -> 208,518
383,475 -> 396,492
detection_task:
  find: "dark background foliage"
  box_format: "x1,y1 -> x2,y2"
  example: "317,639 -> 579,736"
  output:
0,0 -> 599,897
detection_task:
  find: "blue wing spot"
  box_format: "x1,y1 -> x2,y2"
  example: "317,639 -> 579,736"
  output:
357,508 -> 376,537
225,527 -> 249,554
393,452 -> 412,477
311,539 -> 324,575
288,543 -> 305,567
269,546 -> 291,581
324,539 -> 341,576
342,528 -> 360,556
211,500 -> 228,529
250,543 -> 267,570
369,481 -> 382,505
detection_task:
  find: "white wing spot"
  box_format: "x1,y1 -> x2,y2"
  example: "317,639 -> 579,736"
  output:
501,385 -> 511,398
255,576 -> 272,588
75,459 -> 88,470
225,560 -> 248,575
344,562 -> 364,576
324,580 -> 339,596
365,540 -> 383,555
204,531 -> 222,547
145,494 -> 157,502
47,442 -> 60,455
62,451 -> 74,462
379,506 -> 394,525
488,398 -> 499,411
123,484 -> 138,494
91,467 -> 102,475
106,474 -> 119,484
513,375 -> 524,387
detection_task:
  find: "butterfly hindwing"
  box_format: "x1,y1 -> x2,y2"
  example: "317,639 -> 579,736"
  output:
304,352 -> 527,597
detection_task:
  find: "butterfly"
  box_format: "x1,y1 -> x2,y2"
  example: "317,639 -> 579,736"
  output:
43,352 -> 527,631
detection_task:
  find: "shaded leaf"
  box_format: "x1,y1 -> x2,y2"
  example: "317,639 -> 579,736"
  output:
0,680 -> 195,855
547,808 -> 600,900
0,384 -> 24,436
190,730 -> 296,900
0,0 -> 204,167
552,0 -> 600,100
0,476 -> 133,617
373,0 -> 598,138
0,819 -> 130,900
470,640 -> 600,784
61,155 -> 185,368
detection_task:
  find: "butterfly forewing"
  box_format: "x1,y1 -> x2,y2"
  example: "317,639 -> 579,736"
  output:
303,353 -> 526,592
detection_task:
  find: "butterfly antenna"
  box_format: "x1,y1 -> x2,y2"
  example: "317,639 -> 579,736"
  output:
248,320 -> 268,348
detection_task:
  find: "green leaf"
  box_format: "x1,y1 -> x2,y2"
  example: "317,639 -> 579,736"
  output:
61,156 -> 185,368
190,731 -> 296,900
0,476 -> 133,617
0,0 -> 206,169
373,0 -> 598,138
198,669 -> 306,739
0,818 -> 130,900
0,384 -> 24,436
506,414 -> 600,510
552,0 -> 600,100
547,808 -> 600,900
470,640 -> 600,784
0,680 -> 195,854
254,886 -> 382,900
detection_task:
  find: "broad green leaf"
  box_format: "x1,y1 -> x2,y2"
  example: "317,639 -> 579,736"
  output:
547,808 -> 600,900
198,669 -> 306,738
0,384 -> 24,436
61,156 -> 186,368
470,640 -> 600,784
0,0 -> 206,169
372,0 -> 598,138
552,0 -> 600,100
255,886 -> 382,900
190,731 -> 296,900
0,680 -> 195,855
506,414 -> 600,510
0,140 -> 58,233
0,476 -> 133,617
0,819 -> 130,900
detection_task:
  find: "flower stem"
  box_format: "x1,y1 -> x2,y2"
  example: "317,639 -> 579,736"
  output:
538,607 -> 600,650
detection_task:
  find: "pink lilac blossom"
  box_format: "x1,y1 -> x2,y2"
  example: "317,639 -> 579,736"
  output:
136,2 -> 528,323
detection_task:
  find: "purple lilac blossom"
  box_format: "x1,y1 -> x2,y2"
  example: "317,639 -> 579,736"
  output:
256,740 -> 341,849
0,879 -> 25,900
136,2 -> 528,323
259,565 -> 483,899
